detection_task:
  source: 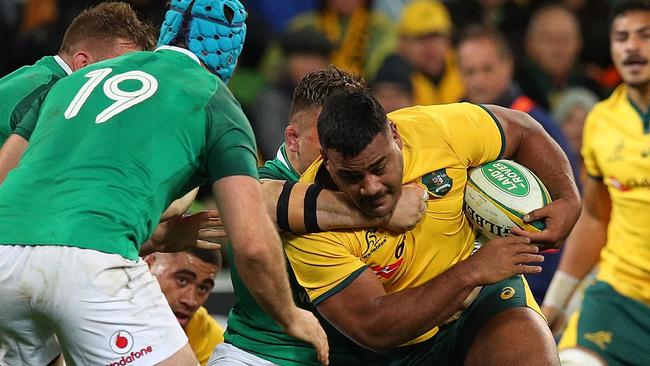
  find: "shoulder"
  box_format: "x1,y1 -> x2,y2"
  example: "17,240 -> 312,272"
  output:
0,62 -> 59,93
585,86 -> 623,127
186,307 -> 224,337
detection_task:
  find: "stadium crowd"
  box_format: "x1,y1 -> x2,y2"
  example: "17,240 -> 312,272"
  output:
0,0 -> 648,365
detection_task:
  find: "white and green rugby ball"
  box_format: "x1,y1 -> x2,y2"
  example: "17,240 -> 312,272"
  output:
464,159 -> 551,239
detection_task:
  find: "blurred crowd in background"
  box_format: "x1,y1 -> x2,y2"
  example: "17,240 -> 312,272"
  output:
0,0 -> 611,164
0,0 -> 618,304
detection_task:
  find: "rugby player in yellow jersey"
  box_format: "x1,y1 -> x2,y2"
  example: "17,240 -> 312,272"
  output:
283,90 -> 581,365
145,248 -> 225,366
542,1 -> 650,365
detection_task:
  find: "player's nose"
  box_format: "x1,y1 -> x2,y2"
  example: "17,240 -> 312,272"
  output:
360,175 -> 383,197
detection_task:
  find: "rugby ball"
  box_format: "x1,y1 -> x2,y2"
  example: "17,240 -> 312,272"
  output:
464,160 -> 551,239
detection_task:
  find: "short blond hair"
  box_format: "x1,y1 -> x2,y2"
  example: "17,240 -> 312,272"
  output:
59,2 -> 155,54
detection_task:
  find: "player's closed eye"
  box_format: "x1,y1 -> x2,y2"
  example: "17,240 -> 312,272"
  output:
372,165 -> 386,175
340,173 -> 363,184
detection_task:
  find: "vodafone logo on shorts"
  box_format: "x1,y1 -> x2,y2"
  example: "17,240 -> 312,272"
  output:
107,330 -> 155,366
109,330 -> 134,354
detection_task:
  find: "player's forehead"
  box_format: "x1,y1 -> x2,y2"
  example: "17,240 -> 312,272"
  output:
328,133 -> 391,173
166,253 -> 218,279
612,10 -> 650,33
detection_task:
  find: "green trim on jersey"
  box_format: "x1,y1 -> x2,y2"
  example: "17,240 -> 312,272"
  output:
225,147 -> 367,366
626,96 -> 650,134
0,56 -> 68,144
313,265 -> 368,306
0,48 -> 258,261
477,104 -> 506,159
258,143 -> 300,181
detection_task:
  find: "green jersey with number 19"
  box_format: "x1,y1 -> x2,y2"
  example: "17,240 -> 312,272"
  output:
0,46 -> 258,261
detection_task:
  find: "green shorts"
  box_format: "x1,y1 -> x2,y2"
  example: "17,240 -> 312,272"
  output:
559,281 -> 650,366
387,275 -> 542,366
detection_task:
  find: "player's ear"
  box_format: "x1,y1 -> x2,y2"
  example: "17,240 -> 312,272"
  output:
143,254 -> 156,268
390,121 -> 403,149
70,51 -> 91,71
285,125 -> 300,152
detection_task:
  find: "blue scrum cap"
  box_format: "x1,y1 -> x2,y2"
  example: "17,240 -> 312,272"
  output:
158,0 -> 247,83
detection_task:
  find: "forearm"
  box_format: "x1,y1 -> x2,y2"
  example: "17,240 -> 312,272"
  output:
372,263 -> 478,348
0,134 -> 28,185
329,262 -> 479,351
316,190 -> 383,230
261,180 -> 382,232
233,228 -> 298,327
215,177 -> 298,328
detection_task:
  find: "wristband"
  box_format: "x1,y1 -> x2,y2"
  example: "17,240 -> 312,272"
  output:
542,271 -> 581,310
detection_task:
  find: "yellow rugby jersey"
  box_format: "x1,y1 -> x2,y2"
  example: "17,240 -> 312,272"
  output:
582,85 -> 650,305
284,103 -> 504,345
186,306 -> 224,366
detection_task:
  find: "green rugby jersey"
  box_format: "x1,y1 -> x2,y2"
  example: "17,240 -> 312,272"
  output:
225,144 -> 376,366
0,55 -> 71,144
0,46 -> 258,260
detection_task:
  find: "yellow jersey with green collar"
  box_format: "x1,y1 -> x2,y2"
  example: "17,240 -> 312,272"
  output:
186,306 -> 224,366
284,103 -> 504,345
581,85 -> 650,305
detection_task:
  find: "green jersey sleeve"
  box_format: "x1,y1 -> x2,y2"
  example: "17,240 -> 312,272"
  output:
13,90 -> 48,141
204,83 -> 259,183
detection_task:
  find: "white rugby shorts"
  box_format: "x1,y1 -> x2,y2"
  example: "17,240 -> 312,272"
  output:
0,245 -> 188,366
208,343 -> 279,366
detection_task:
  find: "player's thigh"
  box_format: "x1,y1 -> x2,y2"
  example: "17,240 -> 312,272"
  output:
0,245 -> 61,366
208,343 -> 279,366
465,307 -> 558,366
558,281 -> 650,366
459,276 -> 558,366
27,246 -> 190,366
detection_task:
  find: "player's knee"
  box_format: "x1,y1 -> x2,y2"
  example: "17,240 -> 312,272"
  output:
559,347 -> 607,366
467,307 -> 559,366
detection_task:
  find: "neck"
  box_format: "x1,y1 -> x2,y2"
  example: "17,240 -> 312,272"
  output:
286,148 -> 306,175
628,82 -> 650,113
54,53 -> 74,74
57,53 -> 72,67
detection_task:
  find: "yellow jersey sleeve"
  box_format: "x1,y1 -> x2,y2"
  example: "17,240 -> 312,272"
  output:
284,231 -> 367,305
185,306 -> 224,366
389,103 -> 504,173
581,109 -> 603,179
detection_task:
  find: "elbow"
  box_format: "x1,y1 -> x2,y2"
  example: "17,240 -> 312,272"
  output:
356,337 -> 394,354
233,236 -> 280,264
237,243 -> 271,262
346,321 -> 405,353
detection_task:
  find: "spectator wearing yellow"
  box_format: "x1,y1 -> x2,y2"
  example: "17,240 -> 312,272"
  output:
377,0 -> 463,106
